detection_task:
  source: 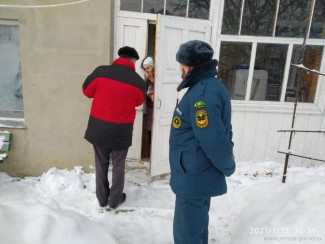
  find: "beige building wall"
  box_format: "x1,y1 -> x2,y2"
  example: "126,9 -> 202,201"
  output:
0,0 -> 114,176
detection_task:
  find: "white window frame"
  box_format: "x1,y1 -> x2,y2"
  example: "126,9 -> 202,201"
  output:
212,0 -> 325,115
0,19 -> 25,128
116,0 -> 214,21
114,0 -> 325,115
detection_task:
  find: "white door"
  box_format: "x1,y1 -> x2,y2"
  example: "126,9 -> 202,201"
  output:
151,15 -> 212,176
114,16 -> 148,161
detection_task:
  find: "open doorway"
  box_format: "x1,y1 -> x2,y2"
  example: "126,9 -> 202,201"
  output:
141,23 -> 156,160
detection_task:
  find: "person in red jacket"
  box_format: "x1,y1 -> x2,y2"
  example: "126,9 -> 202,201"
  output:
83,46 -> 145,208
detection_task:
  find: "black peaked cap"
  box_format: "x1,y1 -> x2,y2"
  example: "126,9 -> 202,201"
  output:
118,46 -> 140,60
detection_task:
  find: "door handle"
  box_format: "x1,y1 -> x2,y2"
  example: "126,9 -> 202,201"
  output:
156,99 -> 161,109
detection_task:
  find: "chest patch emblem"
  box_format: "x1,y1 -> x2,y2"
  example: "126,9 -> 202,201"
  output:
194,101 -> 206,109
195,110 -> 208,128
172,116 -> 181,129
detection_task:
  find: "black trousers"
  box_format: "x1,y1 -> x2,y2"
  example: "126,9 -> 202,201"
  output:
93,145 -> 129,207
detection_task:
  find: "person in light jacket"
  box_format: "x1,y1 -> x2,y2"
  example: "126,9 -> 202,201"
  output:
141,56 -> 155,149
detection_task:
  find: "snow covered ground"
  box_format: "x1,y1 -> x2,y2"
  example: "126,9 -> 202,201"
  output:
0,160 -> 324,244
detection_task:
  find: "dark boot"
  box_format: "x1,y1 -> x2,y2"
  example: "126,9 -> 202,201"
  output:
109,193 -> 126,209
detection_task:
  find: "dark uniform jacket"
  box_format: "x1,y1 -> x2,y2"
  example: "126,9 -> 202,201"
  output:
83,57 -> 145,150
169,60 -> 236,199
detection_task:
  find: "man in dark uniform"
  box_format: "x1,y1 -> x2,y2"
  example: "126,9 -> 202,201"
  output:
169,40 -> 236,243
83,46 -> 145,208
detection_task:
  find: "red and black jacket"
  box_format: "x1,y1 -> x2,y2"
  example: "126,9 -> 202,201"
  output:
83,58 -> 145,150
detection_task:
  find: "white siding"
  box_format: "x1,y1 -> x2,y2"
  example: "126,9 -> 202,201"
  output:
232,107 -> 325,166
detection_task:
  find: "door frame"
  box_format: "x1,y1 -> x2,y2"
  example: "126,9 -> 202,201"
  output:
113,16 -> 148,162
113,0 -> 222,175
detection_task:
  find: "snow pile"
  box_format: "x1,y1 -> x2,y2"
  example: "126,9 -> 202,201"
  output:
0,161 -> 324,244
0,153 -> 7,160
37,166 -> 86,195
231,164 -> 325,244
0,198 -> 117,244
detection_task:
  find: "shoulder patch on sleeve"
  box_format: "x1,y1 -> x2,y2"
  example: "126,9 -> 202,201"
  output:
194,100 -> 206,109
195,110 -> 208,128
172,116 -> 181,129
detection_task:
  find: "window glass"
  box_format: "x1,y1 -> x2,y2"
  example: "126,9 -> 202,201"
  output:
120,0 -> 142,12
119,0 -> 211,20
241,0 -> 276,36
0,24 -> 23,118
253,44 -> 288,101
188,0 -> 211,20
165,0 -> 186,17
310,0 -> 325,38
221,0 -> 241,35
285,45 -> 324,103
143,0 -> 164,14
218,42 -> 252,100
275,0 -> 308,38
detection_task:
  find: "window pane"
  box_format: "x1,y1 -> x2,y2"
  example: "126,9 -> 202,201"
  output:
166,0 -> 186,17
221,0 -> 241,35
0,24 -> 24,118
218,42 -> 252,100
241,0 -> 276,36
253,44 -> 288,101
143,0 -> 164,14
275,0 -> 308,38
120,0 -> 142,12
188,0 -> 211,20
310,0 -> 325,38
285,45 -> 324,103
